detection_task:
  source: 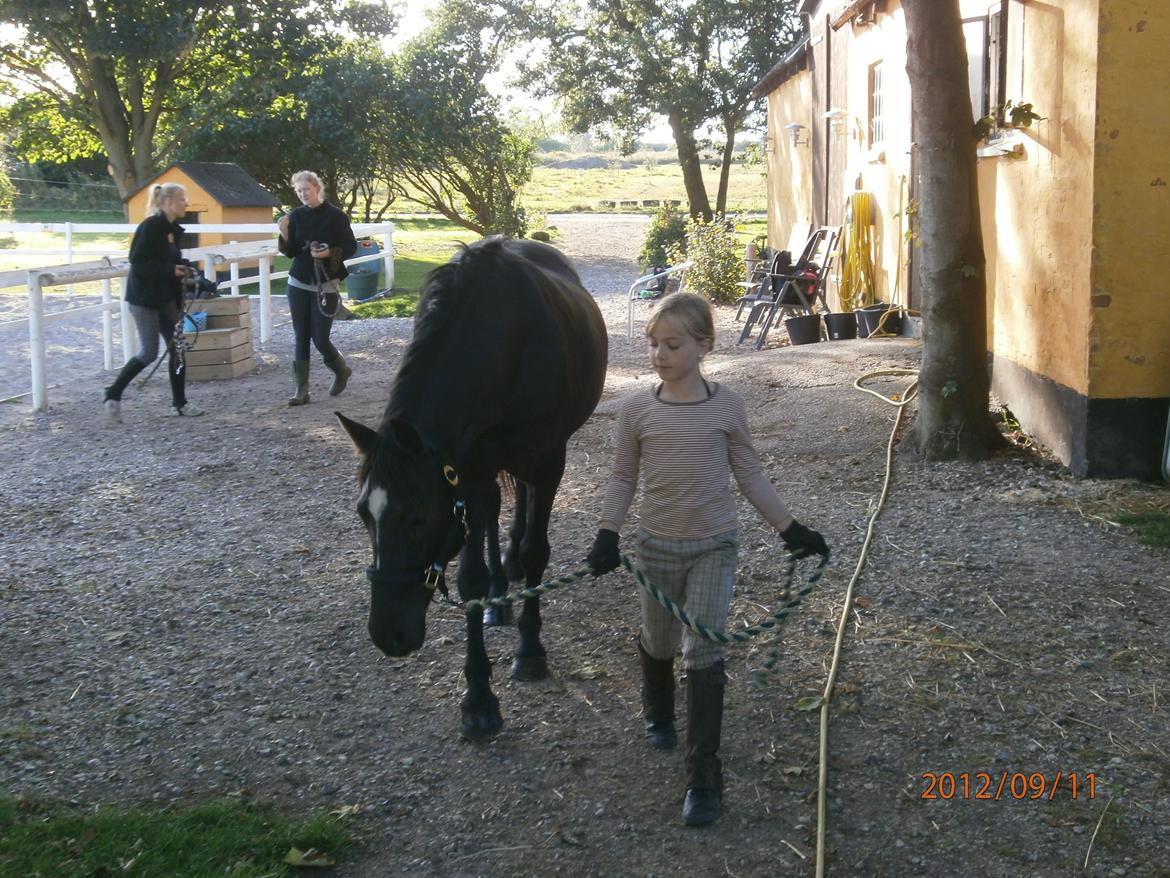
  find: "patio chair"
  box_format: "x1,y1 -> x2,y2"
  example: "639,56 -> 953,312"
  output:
734,248 -> 789,320
737,225 -> 840,350
734,223 -> 811,320
626,260 -> 694,337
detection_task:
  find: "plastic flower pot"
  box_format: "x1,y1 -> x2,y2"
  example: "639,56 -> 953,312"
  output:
784,313 -> 822,345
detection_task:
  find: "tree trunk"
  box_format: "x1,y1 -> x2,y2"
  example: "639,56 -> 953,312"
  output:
902,0 -> 1003,460
668,112 -> 713,221
714,120 -> 737,216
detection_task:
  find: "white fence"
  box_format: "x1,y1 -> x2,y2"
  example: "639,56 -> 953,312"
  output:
0,222 -> 395,412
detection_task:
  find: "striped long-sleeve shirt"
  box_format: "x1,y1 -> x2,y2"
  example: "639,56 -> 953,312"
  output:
600,383 -> 793,540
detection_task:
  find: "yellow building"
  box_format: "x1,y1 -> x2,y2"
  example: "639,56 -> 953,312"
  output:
755,0 -> 1169,479
125,162 -> 279,254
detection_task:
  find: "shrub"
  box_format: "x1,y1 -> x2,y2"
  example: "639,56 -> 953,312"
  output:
677,216 -> 742,305
639,203 -> 687,269
0,166 -> 12,211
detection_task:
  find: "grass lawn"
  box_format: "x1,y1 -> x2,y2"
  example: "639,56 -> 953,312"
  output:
1116,511 -> 1170,549
0,796 -> 352,878
522,157 -> 768,215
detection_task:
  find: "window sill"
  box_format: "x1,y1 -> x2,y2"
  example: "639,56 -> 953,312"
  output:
977,129 -> 1026,159
866,146 -> 886,163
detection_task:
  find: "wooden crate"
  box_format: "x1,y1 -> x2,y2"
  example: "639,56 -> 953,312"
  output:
185,297 -> 254,381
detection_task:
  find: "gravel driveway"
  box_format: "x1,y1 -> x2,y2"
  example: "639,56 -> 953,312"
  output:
2,214 -> 1167,877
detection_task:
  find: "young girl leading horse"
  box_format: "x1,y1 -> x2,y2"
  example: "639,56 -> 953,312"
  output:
586,292 -> 829,826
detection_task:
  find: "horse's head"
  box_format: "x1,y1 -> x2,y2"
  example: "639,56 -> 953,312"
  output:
336,413 -> 463,657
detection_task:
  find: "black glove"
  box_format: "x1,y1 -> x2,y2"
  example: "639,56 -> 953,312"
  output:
780,520 -> 829,560
586,528 -> 621,575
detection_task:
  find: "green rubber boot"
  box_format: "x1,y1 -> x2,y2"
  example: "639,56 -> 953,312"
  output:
288,360 -> 310,406
325,353 -> 351,397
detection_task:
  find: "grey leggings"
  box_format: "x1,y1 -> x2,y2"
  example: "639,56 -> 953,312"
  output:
129,300 -> 180,363
105,299 -> 186,407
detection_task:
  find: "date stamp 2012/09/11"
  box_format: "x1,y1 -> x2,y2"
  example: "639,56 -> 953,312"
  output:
921,771 -> 1097,801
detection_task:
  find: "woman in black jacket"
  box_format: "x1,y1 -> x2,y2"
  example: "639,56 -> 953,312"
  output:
276,170 -> 358,406
103,182 -> 203,421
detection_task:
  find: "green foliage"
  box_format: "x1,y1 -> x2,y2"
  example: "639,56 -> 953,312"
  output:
1005,100 -> 1045,127
0,95 -> 106,167
0,166 -> 12,211
176,42 -> 393,216
382,14 -> 537,237
0,796 -> 351,877
0,2 -> 396,200
520,0 -> 803,217
640,204 -> 688,268
975,100 -> 1046,140
0,162 -> 119,213
678,216 -> 743,305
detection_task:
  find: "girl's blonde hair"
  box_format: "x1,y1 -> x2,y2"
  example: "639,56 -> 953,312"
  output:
149,182 -> 186,214
645,292 -> 715,347
290,170 -> 324,192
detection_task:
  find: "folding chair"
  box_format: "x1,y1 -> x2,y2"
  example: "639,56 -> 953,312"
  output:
734,248 -> 788,320
734,223 -> 810,320
757,226 -> 840,349
738,226 -> 839,349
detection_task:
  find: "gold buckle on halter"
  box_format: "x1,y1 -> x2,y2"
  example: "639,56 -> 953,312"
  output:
424,564 -> 444,591
443,465 -> 460,487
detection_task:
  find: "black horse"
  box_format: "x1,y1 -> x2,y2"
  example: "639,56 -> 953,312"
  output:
337,237 -> 608,739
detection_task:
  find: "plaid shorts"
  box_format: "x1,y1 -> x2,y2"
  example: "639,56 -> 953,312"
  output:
635,529 -> 738,670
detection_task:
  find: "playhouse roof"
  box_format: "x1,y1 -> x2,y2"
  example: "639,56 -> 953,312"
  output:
130,162 -> 280,208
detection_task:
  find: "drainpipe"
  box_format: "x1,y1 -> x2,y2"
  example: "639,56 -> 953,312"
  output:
823,20 -> 832,226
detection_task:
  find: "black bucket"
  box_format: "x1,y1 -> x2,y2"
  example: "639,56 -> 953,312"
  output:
823,311 -> 858,340
785,313 -> 822,345
857,303 -> 902,338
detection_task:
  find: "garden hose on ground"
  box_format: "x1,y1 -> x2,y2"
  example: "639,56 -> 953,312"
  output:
837,192 -> 876,312
815,368 -> 919,878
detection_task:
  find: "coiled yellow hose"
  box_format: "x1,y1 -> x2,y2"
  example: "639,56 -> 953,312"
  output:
837,191 -> 876,312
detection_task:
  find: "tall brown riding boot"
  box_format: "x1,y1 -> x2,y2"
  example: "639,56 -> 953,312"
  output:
682,660 -> 725,826
638,639 -> 677,750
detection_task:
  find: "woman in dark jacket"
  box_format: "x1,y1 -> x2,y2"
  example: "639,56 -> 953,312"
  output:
103,182 -> 203,421
276,170 -> 358,406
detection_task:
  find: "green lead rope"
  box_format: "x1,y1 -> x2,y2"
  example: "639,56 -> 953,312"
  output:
461,552 -> 827,648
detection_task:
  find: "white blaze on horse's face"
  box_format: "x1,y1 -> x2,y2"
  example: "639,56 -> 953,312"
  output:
359,477 -> 389,565
367,485 -> 389,564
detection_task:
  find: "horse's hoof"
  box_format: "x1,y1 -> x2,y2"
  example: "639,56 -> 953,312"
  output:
483,605 -> 513,627
460,709 -> 504,740
510,654 -> 548,681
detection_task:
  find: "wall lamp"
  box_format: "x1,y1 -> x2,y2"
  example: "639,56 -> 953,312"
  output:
824,107 -> 850,135
783,123 -> 809,147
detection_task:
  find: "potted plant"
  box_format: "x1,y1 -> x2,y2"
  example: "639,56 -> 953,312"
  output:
975,100 -> 1046,141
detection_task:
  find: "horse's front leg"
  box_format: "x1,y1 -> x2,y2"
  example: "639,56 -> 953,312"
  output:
483,482 -> 512,628
510,456 -> 565,681
461,607 -> 501,739
457,510 -> 503,740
